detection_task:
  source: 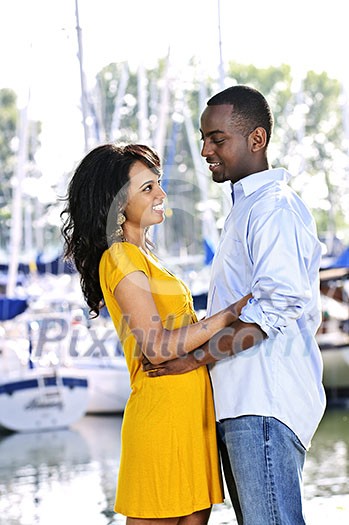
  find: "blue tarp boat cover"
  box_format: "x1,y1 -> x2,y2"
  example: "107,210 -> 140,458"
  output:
0,297 -> 28,320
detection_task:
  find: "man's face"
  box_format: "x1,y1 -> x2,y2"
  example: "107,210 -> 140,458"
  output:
200,104 -> 254,184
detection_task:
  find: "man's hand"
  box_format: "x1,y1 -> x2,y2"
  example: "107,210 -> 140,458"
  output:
142,352 -> 200,376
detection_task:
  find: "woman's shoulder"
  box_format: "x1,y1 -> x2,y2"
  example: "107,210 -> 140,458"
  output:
103,241 -> 146,257
101,242 -> 150,273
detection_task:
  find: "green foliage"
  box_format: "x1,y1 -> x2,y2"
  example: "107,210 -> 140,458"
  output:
89,60 -> 349,253
0,90 -> 17,166
0,88 -> 44,252
0,88 -> 18,228
94,59 -> 170,142
95,62 -> 138,140
220,64 -> 348,242
2,60 -> 348,259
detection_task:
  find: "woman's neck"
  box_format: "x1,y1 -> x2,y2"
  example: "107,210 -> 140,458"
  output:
122,225 -> 147,251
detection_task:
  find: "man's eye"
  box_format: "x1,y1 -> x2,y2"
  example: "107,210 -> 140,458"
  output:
213,139 -> 225,144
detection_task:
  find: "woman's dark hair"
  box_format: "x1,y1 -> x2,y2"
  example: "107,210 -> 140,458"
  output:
207,85 -> 274,146
61,143 -> 161,317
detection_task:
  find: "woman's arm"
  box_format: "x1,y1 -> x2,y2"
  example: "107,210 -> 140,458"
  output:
142,319 -> 267,376
114,270 -> 251,365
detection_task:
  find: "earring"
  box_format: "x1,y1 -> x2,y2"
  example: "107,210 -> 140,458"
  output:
115,212 -> 126,241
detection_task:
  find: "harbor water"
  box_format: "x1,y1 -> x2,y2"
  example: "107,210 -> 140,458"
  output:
0,407 -> 348,525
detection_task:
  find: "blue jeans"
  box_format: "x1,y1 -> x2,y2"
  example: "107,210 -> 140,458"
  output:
217,416 -> 307,525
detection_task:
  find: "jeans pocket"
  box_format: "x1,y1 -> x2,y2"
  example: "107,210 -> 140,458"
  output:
291,430 -> 307,453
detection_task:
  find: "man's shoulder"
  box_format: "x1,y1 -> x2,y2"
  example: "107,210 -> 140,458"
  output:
248,178 -> 295,213
247,183 -> 317,235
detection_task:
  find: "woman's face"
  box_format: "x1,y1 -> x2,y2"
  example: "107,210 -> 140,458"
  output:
124,161 -> 166,229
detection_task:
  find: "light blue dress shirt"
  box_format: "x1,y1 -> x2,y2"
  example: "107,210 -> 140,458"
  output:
207,168 -> 326,449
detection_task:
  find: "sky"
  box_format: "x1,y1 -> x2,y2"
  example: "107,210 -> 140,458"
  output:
0,0 -> 348,182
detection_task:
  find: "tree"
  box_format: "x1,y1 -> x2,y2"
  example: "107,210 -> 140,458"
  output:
0,88 -> 43,254
0,89 -> 18,250
84,60 -> 349,259
223,63 -> 349,245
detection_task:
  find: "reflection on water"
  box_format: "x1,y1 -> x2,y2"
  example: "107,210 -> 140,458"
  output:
0,409 -> 348,525
0,429 -> 90,524
0,417 -> 122,525
304,408 -> 349,498
301,408 -> 349,525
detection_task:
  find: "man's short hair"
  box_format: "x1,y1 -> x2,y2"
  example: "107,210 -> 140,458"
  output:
207,85 -> 274,145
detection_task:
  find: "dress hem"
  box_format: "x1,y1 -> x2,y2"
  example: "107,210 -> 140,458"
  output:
114,498 -> 224,519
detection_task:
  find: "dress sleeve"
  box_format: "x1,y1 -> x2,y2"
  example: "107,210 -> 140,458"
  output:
100,243 -> 150,295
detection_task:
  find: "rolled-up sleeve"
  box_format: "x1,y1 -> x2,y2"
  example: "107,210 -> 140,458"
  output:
239,206 -> 316,337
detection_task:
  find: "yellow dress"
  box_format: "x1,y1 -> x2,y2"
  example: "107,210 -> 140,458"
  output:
99,242 -> 223,519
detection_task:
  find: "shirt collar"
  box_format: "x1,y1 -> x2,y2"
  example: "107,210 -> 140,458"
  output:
230,183 -> 235,204
234,168 -> 292,198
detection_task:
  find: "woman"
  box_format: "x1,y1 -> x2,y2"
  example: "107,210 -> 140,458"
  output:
61,143 -> 249,525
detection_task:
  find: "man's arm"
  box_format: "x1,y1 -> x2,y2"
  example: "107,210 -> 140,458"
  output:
142,319 -> 266,376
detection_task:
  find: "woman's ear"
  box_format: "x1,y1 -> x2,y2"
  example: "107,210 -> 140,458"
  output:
249,127 -> 267,152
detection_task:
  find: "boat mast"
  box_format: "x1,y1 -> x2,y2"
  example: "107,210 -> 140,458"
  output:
6,97 -> 30,298
137,62 -> 149,142
218,0 -> 225,90
75,0 -> 89,152
217,0 -> 232,215
154,47 -> 171,160
110,62 -> 129,138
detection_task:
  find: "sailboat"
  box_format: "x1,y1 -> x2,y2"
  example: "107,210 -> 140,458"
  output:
0,334 -> 88,432
0,87 -> 89,434
0,368 -> 88,433
317,265 -> 349,404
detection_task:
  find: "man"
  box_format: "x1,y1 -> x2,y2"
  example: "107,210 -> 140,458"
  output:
144,85 -> 326,524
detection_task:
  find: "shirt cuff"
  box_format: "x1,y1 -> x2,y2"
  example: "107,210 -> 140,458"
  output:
239,298 -> 284,339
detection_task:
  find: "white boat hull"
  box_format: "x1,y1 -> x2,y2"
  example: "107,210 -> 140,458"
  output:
0,369 -> 88,432
321,345 -> 349,389
64,357 -> 131,414
317,327 -> 349,398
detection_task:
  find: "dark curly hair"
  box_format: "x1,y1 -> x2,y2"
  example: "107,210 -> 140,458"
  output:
61,143 -> 161,317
